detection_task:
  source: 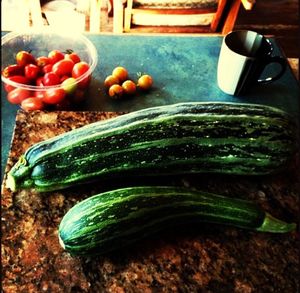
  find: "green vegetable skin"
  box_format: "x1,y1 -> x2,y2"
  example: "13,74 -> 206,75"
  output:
58,186 -> 297,256
7,102 -> 297,192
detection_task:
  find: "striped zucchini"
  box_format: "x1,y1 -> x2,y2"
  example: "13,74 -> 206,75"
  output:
7,102 -> 297,192
58,186 -> 297,256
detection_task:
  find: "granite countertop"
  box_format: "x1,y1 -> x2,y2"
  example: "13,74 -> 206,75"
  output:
1,110 -> 299,293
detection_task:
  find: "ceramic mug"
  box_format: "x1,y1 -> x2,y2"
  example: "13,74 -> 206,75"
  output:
217,30 -> 287,96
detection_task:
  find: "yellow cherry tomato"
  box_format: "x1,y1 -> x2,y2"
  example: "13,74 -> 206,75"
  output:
122,80 -> 136,95
108,84 -> 124,99
112,66 -> 128,82
137,74 -> 153,91
104,75 -> 120,88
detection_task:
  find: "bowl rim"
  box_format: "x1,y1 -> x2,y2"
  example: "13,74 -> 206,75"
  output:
1,29 -> 98,91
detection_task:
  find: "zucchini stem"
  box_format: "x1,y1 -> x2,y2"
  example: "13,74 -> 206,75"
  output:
256,212 -> 297,233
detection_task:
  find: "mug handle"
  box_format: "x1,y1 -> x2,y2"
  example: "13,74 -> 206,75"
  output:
257,56 -> 287,84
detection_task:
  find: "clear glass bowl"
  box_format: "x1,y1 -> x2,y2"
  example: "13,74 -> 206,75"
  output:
1,28 -> 98,109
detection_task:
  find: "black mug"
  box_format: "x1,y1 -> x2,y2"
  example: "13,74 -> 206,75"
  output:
217,30 -> 287,96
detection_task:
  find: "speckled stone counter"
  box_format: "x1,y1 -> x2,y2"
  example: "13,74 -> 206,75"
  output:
1,110 -> 299,293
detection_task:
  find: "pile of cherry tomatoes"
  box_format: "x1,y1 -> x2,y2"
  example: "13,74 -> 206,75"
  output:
104,66 -> 153,99
2,49 -> 91,110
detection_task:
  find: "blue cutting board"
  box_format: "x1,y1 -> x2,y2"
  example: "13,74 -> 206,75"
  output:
85,34 -> 300,120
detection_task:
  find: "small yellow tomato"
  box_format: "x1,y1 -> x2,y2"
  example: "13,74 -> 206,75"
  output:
112,66 -> 128,82
137,74 -> 153,91
104,75 -> 120,88
108,84 -> 124,99
122,80 -> 136,95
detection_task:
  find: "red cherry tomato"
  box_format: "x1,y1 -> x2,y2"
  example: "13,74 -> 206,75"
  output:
34,91 -> 45,100
16,51 -> 36,67
48,50 -> 64,64
4,75 -> 30,92
65,52 -> 81,64
71,89 -> 86,103
52,59 -> 74,76
60,75 -> 70,83
78,75 -> 91,89
24,64 -> 40,80
72,62 -> 91,89
36,77 -> 44,87
7,88 -> 31,104
36,56 -> 50,67
43,88 -> 66,104
42,64 -> 53,74
72,62 -> 90,78
21,97 -> 44,111
43,72 -> 60,86
2,64 -> 24,78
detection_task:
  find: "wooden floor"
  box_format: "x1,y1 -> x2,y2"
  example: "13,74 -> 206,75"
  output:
234,0 -> 299,58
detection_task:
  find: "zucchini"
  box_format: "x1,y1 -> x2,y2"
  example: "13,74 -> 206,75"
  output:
58,186 -> 297,256
7,102 -> 297,192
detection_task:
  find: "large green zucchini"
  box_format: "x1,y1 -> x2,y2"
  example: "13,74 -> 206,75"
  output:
7,102 -> 297,192
58,186 -> 296,256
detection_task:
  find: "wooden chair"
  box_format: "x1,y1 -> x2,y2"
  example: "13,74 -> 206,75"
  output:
114,0 -> 254,34
2,0 -> 107,33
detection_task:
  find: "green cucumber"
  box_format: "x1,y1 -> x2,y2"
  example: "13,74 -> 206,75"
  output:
7,102 -> 297,192
58,186 -> 297,256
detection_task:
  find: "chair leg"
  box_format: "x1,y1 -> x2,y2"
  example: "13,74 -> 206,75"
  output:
29,0 -> 44,27
222,0 -> 241,34
89,0 -> 101,33
124,0 -> 133,32
211,0 -> 227,32
113,0 -> 124,33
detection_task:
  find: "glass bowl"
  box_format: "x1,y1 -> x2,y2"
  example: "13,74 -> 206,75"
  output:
1,28 -> 98,110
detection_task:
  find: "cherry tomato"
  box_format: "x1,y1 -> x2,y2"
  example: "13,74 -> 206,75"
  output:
34,91 -> 45,100
7,88 -> 31,104
104,75 -> 119,88
36,77 -> 44,86
60,75 -> 69,83
70,89 -> 86,104
2,64 -> 24,78
72,62 -> 91,89
65,52 -> 81,64
16,51 -> 36,67
79,75 -> 91,89
24,64 -> 40,80
122,80 -> 136,95
42,64 -> 53,74
4,75 -> 30,92
112,66 -> 128,82
61,77 -> 77,94
72,62 -> 90,78
137,74 -> 153,90
43,88 -> 66,104
43,72 -> 60,86
48,50 -> 64,64
108,84 -> 123,99
21,97 -> 44,111
52,59 -> 74,76
36,56 -> 50,67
